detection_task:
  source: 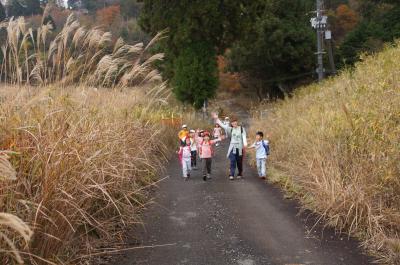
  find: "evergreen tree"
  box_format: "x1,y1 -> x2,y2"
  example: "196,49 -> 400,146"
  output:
339,1 -> 400,66
9,0 -> 41,16
120,0 -> 141,18
139,0 -> 254,108
173,42 -> 218,109
0,3 -> 6,21
228,0 -> 315,99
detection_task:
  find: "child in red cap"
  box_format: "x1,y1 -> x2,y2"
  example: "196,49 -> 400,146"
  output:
197,131 -> 223,181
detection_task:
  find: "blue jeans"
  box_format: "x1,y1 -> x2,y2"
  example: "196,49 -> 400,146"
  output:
229,149 -> 243,177
256,158 -> 266,177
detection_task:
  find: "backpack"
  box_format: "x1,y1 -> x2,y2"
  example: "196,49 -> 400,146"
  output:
199,140 -> 214,157
261,140 -> 270,156
228,126 -> 244,141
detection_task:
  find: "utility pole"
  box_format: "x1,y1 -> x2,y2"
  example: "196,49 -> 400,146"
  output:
316,0 -> 325,82
311,0 -> 328,82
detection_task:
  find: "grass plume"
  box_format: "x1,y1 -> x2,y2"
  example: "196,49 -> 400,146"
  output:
0,14 -> 163,87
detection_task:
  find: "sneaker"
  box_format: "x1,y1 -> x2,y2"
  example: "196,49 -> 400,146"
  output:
237,175 -> 242,179
259,176 -> 266,180
207,174 -> 211,179
229,176 -> 234,180
193,166 -> 198,170
203,175 -> 207,181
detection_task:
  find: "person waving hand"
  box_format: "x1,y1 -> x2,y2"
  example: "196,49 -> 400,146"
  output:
211,112 -> 247,180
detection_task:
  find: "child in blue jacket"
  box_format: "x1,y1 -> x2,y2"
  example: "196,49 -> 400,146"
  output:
248,131 -> 269,179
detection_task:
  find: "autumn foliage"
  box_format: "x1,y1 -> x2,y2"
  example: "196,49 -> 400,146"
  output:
330,4 -> 359,41
217,55 -> 242,93
96,5 -> 121,28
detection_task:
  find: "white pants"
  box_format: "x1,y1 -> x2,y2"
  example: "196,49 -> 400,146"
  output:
182,158 -> 191,178
256,158 -> 266,177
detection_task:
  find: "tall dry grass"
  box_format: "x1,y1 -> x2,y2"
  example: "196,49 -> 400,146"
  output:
0,84 -> 172,264
250,43 -> 400,264
0,14 -> 164,87
0,152 -> 33,264
0,10 -> 177,264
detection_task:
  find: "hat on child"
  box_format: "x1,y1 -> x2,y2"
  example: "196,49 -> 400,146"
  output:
182,124 -> 188,128
189,129 -> 195,133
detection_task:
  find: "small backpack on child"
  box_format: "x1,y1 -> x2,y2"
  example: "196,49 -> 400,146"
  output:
261,140 -> 270,156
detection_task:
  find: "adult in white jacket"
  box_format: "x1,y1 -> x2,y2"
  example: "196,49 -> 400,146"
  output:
212,112 -> 247,180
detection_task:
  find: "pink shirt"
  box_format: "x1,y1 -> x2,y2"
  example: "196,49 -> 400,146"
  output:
198,140 -> 219,158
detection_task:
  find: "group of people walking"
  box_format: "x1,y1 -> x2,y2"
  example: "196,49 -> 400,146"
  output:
177,124 -> 223,181
177,112 -> 270,182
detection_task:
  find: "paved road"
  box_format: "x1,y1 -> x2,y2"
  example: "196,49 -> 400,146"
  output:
111,142 -> 373,265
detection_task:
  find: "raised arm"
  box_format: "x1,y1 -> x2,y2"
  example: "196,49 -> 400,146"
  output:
211,112 -> 230,132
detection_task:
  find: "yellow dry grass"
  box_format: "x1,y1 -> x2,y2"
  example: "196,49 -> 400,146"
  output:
250,43 -> 400,264
0,84 -> 173,264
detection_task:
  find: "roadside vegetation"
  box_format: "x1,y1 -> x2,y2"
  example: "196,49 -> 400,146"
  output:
0,13 -> 182,264
250,43 -> 400,264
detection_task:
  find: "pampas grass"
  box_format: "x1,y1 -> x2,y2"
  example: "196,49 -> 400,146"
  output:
0,85 -> 170,264
0,10 -> 173,264
0,152 -> 33,264
250,43 -> 400,264
0,14 -> 164,87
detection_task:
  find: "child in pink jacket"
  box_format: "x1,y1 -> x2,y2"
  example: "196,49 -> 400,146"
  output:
197,131 -> 223,181
177,137 -> 192,180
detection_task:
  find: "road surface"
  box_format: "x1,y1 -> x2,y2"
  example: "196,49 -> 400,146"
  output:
110,142 -> 372,265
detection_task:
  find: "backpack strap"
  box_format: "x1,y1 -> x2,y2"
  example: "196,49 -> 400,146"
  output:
200,140 -> 214,157
262,140 -> 270,155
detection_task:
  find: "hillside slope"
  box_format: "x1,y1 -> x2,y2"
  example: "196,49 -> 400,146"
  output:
250,43 -> 400,264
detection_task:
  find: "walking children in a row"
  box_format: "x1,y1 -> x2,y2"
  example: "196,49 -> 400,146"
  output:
177,120 -> 270,182
177,125 -> 224,181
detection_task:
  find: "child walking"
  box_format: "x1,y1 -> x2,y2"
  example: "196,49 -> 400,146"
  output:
197,131 -> 222,181
248,131 -> 269,179
213,124 -> 223,146
177,137 -> 192,180
189,129 -> 198,170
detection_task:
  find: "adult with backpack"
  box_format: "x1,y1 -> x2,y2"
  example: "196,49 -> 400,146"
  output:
211,112 -> 247,180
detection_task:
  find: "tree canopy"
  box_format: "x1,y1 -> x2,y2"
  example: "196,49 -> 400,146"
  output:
228,0 -> 315,98
139,0 -> 254,108
0,3 -> 5,21
339,1 -> 400,65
